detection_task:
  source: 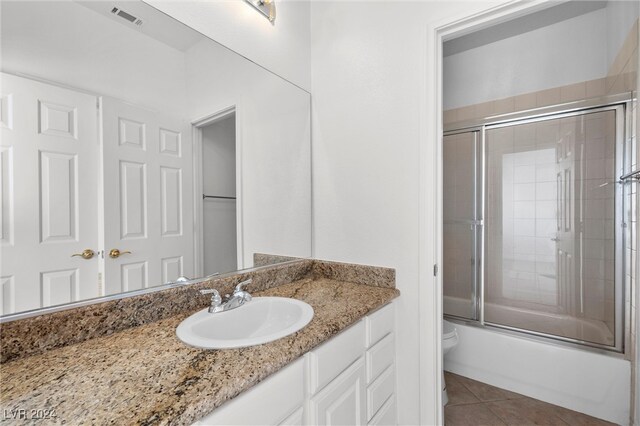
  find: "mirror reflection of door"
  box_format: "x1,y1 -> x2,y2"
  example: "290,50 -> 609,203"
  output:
0,0 -> 312,318
1,72 -> 100,314
101,97 -> 194,295
201,114 -> 238,277
0,72 -> 201,313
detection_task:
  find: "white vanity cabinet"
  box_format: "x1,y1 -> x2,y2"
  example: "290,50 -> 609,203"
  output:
364,305 -> 396,426
194,302 -> 396,426
193,357 -> 306,426
307,320 -> 367,425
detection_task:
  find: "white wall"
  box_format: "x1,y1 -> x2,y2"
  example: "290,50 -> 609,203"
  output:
185,39 -> 312,267
443,9 -> 608,110
0,1 -> 188,117
144,0 -> 311,92
2,0 -> 313,270
310,2 -> 507,424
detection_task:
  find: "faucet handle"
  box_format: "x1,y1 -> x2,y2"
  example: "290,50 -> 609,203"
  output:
200,288 -> 222,305
234,279 -> 252,293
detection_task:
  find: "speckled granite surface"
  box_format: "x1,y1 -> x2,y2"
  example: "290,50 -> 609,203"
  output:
1,260 -> 395,365
0,278 -> 398,426
312,260 -> 395,288
0,260 -> 314,364
253,253 -> 303,267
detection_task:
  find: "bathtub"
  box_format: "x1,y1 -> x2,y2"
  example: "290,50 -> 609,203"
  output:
443,295 -> 630,424
444,295 -> 615,347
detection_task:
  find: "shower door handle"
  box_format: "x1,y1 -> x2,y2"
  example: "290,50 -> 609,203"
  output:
550,238 -> 560,242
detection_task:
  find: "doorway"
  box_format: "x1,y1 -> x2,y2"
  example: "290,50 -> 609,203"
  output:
192,108 -> 242,279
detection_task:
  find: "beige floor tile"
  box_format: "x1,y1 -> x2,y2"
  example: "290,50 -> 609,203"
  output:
444,373 -> 614,426
486,398 -> 568,425
453,374 -> 524,402
553,405 -> 617,426
445,403 -> 507,426
445,372 -> 480,406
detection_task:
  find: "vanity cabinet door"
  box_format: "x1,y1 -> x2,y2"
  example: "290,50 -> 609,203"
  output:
308,357 -> 366,426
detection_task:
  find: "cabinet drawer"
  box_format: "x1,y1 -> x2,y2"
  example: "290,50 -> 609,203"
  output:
308,320 -> 366,394
366,303 -> 394,348
366,333 -> 394,383
367,365 -> 395,421
368,394 -> 396,426
196,357 -> 304,425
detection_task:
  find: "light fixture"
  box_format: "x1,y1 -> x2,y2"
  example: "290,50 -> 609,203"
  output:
244,0 -> 276,24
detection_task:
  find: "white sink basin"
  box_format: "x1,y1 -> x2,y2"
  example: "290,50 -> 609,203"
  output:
176,297 -> 314,349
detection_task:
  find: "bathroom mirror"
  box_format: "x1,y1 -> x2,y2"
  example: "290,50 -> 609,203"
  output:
0,1 -> 311,318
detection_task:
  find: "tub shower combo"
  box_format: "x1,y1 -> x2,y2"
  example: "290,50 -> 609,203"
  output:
443,94 -> 635,353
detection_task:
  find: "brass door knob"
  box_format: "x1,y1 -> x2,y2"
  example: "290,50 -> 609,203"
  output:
71,249 -> 96,260
109,249 -> 132,259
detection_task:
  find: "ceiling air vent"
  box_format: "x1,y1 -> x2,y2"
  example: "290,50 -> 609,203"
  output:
110,7 -> 143,26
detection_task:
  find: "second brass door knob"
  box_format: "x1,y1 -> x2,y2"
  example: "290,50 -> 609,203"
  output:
109,249 -> 132,259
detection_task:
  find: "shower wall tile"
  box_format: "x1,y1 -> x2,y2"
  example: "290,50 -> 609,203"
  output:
584,297 -> 605,321
514,183 -> 535,201
560,82 -> 586,103
512,93 -> 537,112
535,163 -> 556,182
456,105 -> 476,122
493,97 -> 515,115
443,109 -> 458,125
514,165 -> 536,183
536,88 -> 561,108
514,122 -> 536,142
585,78 -> 606,98
535,182 -> 555,201
475,101 -> 495,118
514,219 -> 535,236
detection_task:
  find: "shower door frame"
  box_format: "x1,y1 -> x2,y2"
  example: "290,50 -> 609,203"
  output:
443,93 -> 632,354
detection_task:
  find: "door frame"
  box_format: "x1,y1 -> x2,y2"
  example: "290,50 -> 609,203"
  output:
420,1 -> 559,423
191,105 -> 244,278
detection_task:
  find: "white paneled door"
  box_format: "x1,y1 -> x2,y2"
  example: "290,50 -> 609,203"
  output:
0,72 -> 100,314
100,97 -> 193,294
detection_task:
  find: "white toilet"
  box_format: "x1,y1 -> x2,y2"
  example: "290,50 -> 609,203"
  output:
442,320 -> 459,406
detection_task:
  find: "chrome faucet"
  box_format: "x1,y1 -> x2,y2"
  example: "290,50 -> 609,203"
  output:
225,279 -> 253,310
199,279 -> 253,314
200,288 -> 224,313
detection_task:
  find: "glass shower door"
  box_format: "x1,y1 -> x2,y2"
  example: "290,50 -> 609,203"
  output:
483,109 -> 620,347
443,131 -> 480,320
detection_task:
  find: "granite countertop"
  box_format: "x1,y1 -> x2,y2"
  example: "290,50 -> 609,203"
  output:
0,277 -> 399,426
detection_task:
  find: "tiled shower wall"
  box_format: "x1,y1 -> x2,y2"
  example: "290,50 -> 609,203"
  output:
481,112 -> 616,348
484,126 -> 559,311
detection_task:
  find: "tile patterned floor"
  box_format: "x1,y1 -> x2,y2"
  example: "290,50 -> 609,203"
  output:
444,372 -> 617,426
